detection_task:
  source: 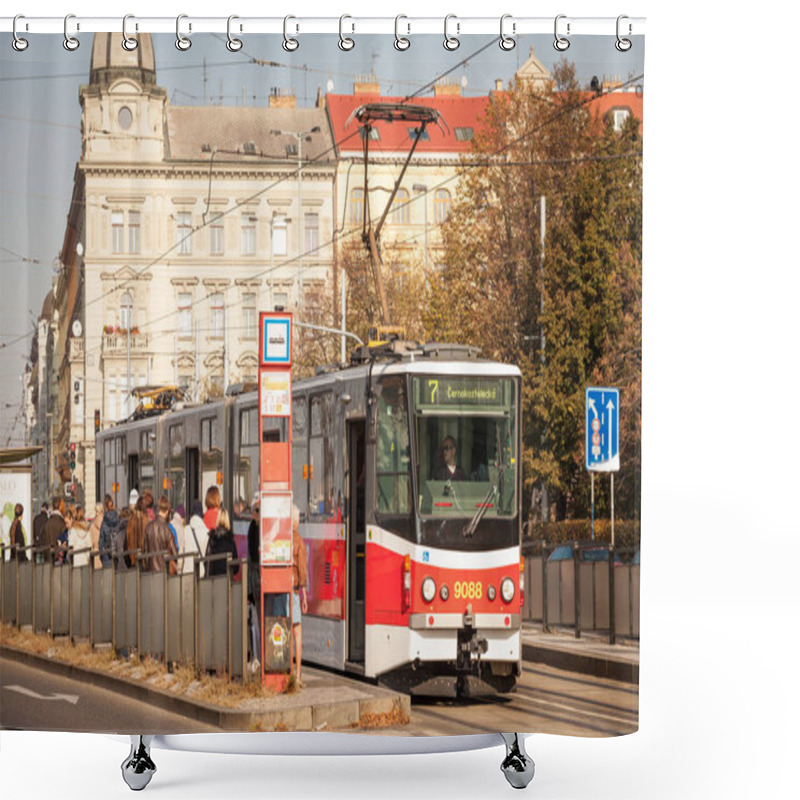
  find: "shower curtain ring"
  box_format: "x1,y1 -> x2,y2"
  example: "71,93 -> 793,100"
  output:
176,14 -> 192,51
554,14 -> 570,51
394,15 -> 410,51
12,15 -> 29,51
283,16 -> 299,51
64,14 -> 80,51
444,14 -> 460,51
499,14 -> 516,51
226,16 -> 243,51
339,15 -> 355,51
616,15 -> 632,51
122,15 -> 138,51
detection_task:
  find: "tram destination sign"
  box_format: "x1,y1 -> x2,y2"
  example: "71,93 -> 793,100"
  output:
415,377 -> 506,409
585,386 -> 620,472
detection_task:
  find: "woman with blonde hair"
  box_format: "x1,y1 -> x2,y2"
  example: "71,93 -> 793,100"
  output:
203,485 -> 221,532
68,505 -> 92,568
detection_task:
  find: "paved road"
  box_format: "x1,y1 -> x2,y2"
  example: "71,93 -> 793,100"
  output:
0,656 -> 222,733
376,662 -> 639,737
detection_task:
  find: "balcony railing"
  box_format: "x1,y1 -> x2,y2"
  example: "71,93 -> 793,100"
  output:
102,333 -> 149,353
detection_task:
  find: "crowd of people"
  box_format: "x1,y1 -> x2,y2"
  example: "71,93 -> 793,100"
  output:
4,485 -> 241,577
3,486 -> 310,686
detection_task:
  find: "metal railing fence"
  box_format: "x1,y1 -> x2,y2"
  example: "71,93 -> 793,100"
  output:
0,544 -> 249,681
522,540 -> 640,643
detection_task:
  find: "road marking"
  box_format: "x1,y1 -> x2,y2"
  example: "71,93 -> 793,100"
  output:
5,685 -> 80,705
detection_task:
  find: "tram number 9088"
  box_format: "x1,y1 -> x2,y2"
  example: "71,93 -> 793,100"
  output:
453,581 -> 482,600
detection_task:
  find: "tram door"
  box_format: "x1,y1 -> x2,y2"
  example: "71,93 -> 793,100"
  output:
185,448 -> 199,513
347,420 -> 366,663
127,454 -> 139,494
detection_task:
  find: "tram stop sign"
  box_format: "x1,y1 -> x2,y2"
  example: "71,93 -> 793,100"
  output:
585,387 -> 620,472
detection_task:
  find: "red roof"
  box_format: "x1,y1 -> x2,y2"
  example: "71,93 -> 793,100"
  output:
590,91 -> 644,136
326,93 -> 491,155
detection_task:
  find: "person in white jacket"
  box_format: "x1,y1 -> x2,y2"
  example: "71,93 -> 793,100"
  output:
183,499 -> 209,575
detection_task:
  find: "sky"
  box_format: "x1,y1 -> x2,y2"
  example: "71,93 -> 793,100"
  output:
0,30 -> 644,446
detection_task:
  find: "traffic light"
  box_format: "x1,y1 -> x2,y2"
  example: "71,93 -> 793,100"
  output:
69,442 -> 76,471
94,409 -> 100,433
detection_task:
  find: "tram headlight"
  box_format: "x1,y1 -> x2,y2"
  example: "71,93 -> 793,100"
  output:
501,578 -> 515,604
487,585 -> 497,601
440,584 -> 449,601
421,577 -> 436,603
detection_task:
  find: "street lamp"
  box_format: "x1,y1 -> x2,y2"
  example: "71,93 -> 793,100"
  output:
270,126 -> 321,309
412,183 -> 429,282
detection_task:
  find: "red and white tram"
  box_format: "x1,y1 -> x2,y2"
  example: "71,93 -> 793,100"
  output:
96,340 -> 523,696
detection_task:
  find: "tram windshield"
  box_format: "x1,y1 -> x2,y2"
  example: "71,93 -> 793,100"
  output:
412,376 -> 517,519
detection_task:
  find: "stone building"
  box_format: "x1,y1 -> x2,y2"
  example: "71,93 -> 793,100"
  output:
50,32 -> 336,505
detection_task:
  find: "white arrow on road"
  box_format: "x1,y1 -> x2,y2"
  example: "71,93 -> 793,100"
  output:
5,685 -> 80,705
606,398 -> 615,458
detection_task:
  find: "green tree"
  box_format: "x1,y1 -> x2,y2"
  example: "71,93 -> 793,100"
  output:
426,62 -> 642,522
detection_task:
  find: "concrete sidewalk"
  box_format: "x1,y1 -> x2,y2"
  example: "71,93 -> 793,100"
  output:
0,643 -> 410,732
521,622 -> 639,684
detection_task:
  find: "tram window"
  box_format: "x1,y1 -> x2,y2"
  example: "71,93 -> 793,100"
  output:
309,394 -> 334,518
376,376 -> 411,515
240,407 -> 258,446
292,396 -> 308,516
201,417 -> 219,451
167,424 -> 185,510
201,415 -> 222,505
412,376 -> 518,518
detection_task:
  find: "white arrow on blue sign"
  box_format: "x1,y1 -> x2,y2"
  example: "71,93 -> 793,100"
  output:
585,387 -> 620,472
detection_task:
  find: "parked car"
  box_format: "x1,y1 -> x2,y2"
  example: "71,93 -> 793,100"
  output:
548,543 -> 623,565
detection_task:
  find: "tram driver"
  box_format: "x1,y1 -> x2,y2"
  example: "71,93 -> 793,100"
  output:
435,436 -> 467,482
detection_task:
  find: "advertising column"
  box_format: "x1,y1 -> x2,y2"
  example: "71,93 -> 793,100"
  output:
258,313 -> 294,690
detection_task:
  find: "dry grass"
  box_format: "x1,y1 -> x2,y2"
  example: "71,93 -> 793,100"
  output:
1,622 -> 273,707
356,699 -> 410,729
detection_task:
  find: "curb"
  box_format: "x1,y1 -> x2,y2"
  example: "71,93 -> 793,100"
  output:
521,641 -> 638,684
0,644 -> 410,731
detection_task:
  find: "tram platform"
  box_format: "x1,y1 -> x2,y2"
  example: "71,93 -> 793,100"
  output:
520,622 -> 639,684
0,641 -> 410,732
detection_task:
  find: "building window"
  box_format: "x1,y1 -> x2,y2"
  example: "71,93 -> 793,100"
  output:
209,216 -> 224,256
178,292 -> 192,337
241,214 -> 256,256
350,188 -> 364,225
454,127 -> 474,141
434,189 -> 451,224
243,293 -> 256,338
304,213 -> 319,253
118,106 -> 133,131
177,211 -> 192,254
272,215 -> 287,256
408,127 -> 430,142
611,107 -> 631,132
120,292 -> 133,331
112,211 -> 124,254
391,188 -> 410,225
273,290 -> 288,310
210,292 -> 224,338
128,211 -> 140,254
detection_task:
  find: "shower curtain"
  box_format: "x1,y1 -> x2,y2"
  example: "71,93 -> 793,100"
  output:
0,16 -> 644,748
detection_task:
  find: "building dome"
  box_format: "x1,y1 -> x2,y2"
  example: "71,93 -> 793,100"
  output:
89,32 -> 156,89
40,290 -> 55,321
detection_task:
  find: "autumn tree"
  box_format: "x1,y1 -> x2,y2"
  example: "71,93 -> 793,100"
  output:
426,62 -> 642,523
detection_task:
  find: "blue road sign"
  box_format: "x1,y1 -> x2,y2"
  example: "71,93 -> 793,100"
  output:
585,387 -> 620,472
